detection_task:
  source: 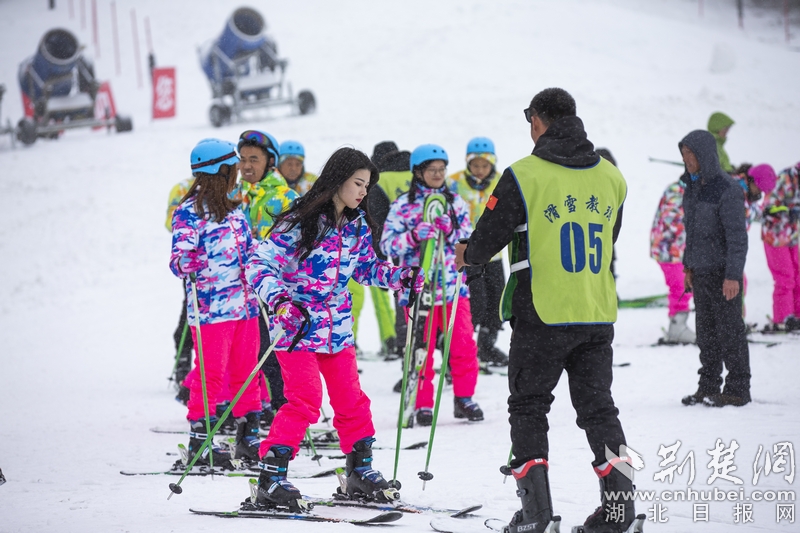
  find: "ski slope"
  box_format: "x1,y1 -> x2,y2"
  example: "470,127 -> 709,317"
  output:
1,1 -> 799,531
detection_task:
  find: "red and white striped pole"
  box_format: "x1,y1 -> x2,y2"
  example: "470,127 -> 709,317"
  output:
131,9 -> 144,89
91,0 -> 99,58
111,1 -> 121,76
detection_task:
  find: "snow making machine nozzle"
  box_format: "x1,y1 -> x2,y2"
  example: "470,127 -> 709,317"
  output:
198,7 -> 316,127
16,28 -> 133,146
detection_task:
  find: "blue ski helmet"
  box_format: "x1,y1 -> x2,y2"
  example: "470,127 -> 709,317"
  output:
278,140 -> 305,165
466,136 -> 497,167
238,130 -> 280,166
190,138 -> 239,175
410,144 -> 448,171
466,137 -> 495,156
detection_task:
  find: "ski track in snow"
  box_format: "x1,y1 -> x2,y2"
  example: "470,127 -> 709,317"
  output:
1,1 -> 799,531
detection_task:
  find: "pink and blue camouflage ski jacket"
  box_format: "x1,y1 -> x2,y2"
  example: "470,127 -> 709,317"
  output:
761,165 -> 800,248
246,210 -> 403,353
649,181 -> 686,264
380,184 -> 472,304
169,198 -> 259,325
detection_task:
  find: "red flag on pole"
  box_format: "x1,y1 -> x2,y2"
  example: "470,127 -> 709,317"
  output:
152,67 -> 176,119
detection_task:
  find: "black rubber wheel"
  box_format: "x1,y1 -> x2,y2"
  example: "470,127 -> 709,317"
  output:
16,118 -> 37,145
209,104 -> 230,128
115,115 -> 133,133
297,90 -> 316,115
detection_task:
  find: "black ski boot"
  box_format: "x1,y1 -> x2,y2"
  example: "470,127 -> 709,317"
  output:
260,402 -> 275,430
506,458 -> 560,533
339,437 -> 400,502
188,419 -> 234,469
454,396 -> 484,421
416,408 -> 433,426
255,445 -> 309,512
215,402 -> 236,434
234,411 -> 262,463
576,461 -> 644,533
477,327 -> 509,366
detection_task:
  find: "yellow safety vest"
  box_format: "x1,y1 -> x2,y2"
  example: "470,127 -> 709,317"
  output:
500,155 -> 626,325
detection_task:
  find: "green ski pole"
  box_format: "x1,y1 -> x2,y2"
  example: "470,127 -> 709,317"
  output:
419,242 -> 462,489
169,320 -> 189,388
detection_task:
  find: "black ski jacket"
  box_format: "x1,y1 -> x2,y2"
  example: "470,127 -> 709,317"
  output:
463,116 -> 623,325
678,130 -> 748,281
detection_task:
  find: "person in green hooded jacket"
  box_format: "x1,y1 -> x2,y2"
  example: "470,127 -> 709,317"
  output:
707,112 -> 735,173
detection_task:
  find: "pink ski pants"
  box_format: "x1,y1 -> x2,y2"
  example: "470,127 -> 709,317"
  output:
764,243 -> 800,324
259,346 -> 374,457
659,262 -> 692,317
415,297 -> 480,409
186,318 -> 262,422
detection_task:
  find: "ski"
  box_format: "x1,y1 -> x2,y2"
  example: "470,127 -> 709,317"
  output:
120,465 -> 339,478
400,193 -> 447,428
618,294 -> 668,309
190,507 -> 403,524
313,498 -> 482,517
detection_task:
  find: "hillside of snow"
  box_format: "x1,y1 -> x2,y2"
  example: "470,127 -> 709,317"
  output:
1,1 -> 799,532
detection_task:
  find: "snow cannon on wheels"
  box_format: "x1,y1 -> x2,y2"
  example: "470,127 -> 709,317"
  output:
16,28 -> 133,146
199,7 -> 316,127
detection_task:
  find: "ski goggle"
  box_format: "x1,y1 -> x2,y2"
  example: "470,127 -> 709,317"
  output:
237,130 -> 277,154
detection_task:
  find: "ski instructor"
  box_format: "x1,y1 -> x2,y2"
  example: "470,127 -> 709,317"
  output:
455,88 -> 639,533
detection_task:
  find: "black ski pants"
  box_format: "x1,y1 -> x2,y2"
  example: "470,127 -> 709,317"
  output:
468,259 -> 505,333
258,310 -> 287,410
692,270 -> 751,398
507,319 -> 626,469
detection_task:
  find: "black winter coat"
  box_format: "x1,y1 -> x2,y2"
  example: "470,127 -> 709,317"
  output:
678,130 -> 748,281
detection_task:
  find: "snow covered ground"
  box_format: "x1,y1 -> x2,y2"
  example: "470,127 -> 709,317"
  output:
1,0 -> 799,531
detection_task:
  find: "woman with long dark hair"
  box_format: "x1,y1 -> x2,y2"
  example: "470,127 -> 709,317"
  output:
169,138 -> 264,468
245,147 -> 423,510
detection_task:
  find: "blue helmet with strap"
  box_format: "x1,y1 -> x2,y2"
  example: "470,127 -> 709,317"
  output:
279,140 -> 305,159
190,138 -> 239,175
410,144 -> 448,171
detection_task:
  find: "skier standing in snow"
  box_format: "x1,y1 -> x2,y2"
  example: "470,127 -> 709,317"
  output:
707,111 -> 736,174
649,177 -> 696,344
759,162 -> 800,331
165,176 -> 196,401
239,130 -> 299,422
245,147 -> 423,510
169,138 -> 264,467
447,137 -> 509,366
381,144 -> 484,427
456,88 -> 636,533
277,139 -> 318,195
678,130 -> 751,408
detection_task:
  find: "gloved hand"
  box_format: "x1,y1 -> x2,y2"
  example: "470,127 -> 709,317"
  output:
274,299 -> 304,336
396,268 -> 426,307
179,250 -> 206,276
433,215 -> 453,234
413,222 -> 437,242
389,267 -> 425,294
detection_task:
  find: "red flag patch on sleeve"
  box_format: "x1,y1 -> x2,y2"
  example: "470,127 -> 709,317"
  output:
486,195 -> 498,210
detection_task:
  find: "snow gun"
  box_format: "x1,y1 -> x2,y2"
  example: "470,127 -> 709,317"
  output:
16,28 -> 132,145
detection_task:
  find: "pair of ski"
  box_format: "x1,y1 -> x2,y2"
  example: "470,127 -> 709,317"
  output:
191,476 -> 483,525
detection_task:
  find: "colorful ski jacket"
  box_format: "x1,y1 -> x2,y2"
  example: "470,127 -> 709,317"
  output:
649,181 -> 686,264
761,165 -> 800,248
448,169 -> 503,262
281,171 -> 318,196
242,172 -> 298,241
169,198 -> 259,325
165,177 -> 195,231
380,184 -> 472,304
246,210 -> 402,353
